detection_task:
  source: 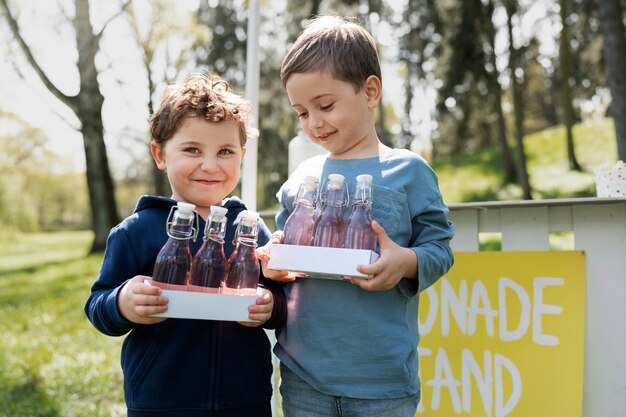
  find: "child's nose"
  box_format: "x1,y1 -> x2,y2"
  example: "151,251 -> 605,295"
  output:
200,156 -> 219,172
308,113 -> 324,130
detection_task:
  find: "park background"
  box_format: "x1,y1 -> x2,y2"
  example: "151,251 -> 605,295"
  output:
0,0 -> 624,416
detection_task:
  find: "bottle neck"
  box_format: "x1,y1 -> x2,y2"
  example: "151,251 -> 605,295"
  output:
237,233 -> 258,248
353,183 -> 373,206
168,216 -> 194,240
205,218 -> 226,244
234,221 -> 258,247
326,187 -> 345,208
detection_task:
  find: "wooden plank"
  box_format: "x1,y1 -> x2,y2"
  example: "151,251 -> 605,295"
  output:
573,203 -> 626,417
548,205 -> 573,232
501,206 -> 550,250
449,209 -> 479,251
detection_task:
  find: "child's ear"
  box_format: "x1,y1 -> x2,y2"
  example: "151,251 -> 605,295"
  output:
364,75 -> 382,109
150,141 -> 167,171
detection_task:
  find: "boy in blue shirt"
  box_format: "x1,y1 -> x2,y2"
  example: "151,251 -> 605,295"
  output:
261,16 -> 454,417
85,74 -> 286,417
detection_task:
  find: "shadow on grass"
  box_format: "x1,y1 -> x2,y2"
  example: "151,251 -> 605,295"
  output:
0,367 -> 62,417
0,254 -> 101,309
0,256 -> 88,279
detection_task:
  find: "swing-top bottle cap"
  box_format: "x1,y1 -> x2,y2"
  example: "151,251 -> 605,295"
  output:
176,202 -> 196,219
240,210 -> 259,226
356,174 -> 373,185
302,175 -> 319,190
242,210 -> 259,221
210,205 -> 228,217
328,174 -> 345,186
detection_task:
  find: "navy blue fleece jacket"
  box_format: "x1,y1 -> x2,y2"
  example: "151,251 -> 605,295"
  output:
85,196 -> 286,417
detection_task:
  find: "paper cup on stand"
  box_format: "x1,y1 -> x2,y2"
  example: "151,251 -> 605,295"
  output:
595,169 -> 626,197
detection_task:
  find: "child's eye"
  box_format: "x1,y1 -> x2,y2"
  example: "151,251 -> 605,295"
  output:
297,111 -> 308,119
320,103 -> 333,111
218,148 -> 235,156
184,147 -> 200,154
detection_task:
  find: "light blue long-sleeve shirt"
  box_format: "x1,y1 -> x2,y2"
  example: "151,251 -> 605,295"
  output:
274,149 -> 455,398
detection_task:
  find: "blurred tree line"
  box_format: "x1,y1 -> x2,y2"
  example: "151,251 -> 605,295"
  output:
1,0 -> 625,251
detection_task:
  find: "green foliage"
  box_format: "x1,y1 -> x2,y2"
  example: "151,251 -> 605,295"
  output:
0,112 -> 89,232
434,117 -> 617,203
0,231 -> 125,417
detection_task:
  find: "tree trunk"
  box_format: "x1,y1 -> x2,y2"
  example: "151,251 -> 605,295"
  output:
505,0 -> 532,199
485,0 -> 516,183
402,61 -> 416,150
596,0 -> 626,161
1,0 -> 119,252
127,1 -> 173,198
74,0 -> 119,252
559,0 -> 582,171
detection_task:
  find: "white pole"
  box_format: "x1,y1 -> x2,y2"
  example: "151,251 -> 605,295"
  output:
243,7 -> 279,416
242,0 -> 260,211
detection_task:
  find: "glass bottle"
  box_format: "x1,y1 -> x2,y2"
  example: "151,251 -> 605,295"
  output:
313,173 -> 348,248
152,202 -> 198,291
188,205 -> 228,293
283,175 -> 319,246
223,211 -> 260,295
345,174 -> 378,251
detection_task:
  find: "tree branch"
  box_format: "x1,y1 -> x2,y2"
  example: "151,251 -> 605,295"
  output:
95,0 -> 132,41
9,59 -> 82,131
0,0 -> 79,112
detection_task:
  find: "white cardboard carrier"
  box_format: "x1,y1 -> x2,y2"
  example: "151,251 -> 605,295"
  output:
150,286 -> 259,322
267,244 -> 379,280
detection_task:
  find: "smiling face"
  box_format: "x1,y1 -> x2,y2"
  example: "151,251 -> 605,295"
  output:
285,71 -> 382,159
151,117 -> 245,218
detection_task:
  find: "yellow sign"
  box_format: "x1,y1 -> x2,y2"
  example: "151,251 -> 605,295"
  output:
417,251 -> 585,417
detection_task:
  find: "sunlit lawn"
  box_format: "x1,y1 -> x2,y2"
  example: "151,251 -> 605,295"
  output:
0,231 -> 126,417
0,231 -> 286,417
435,117 -> 616,203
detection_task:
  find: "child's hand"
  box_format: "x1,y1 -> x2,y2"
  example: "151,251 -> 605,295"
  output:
118,276 -> 169,324
256,231 -> 297,282
238,288 -> 274,327
351,221 -> 418,291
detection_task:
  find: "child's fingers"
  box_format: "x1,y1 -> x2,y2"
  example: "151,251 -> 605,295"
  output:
264,268 -> 297,282
355,261 -> 382,277
135,303 -> 168,317
135,293 -> 169,306
351,274 -> 396,291
271,231 -> 284,244
256,291 -> 272,305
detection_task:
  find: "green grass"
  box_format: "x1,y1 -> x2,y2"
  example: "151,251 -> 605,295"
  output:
434,117 -> 617,203
0,231 -> 126,417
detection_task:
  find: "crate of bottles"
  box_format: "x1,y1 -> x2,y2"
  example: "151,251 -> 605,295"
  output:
267,173 -> 380,280
149,204 -> 263,322
268,244 -> 379,279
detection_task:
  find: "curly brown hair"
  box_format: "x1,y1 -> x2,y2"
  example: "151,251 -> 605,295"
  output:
149,74 -> 257,147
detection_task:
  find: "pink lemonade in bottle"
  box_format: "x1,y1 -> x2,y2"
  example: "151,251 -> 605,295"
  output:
188,205 -> 228,293
152,202 -> 198,291
223,211 -> 261,295
313,174 -> 348,248
283,175 -> 319,246
345,174 -> 378,251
